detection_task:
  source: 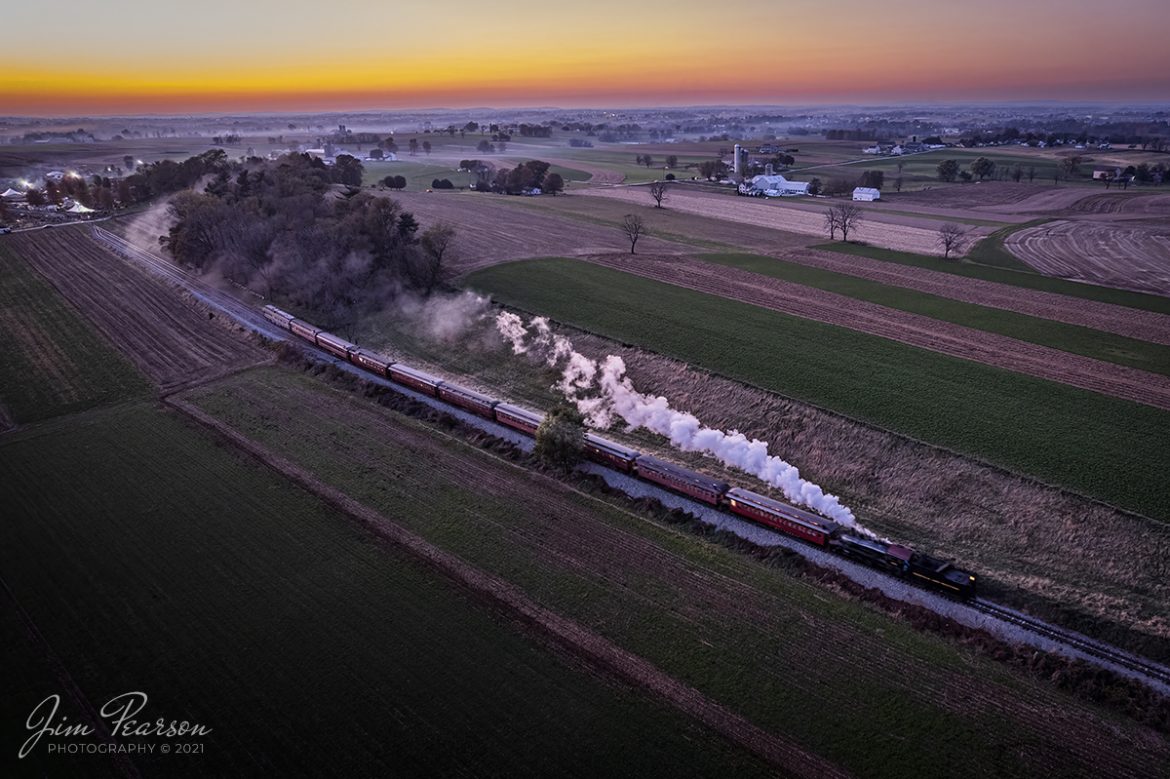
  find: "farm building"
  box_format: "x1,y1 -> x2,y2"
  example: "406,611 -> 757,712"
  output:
743,173 -> 809,196
853,187 -> 881,201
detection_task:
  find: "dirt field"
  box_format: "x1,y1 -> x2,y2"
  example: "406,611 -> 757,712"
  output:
581,186 -> 988,255
1064,192 -> 1170,218
1007,220 -> 1170,295
894,183 -> 1049,208
182,367 -> 1170,776
384,191 -> 687,273
11,228 -> 265,392
577,252 -> 1170,410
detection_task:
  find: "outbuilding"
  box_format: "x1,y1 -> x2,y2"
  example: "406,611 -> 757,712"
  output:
853,187 -> 881,201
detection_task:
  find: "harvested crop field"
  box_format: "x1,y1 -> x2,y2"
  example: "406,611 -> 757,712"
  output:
466,259 -> 1170,522
181,366 -> 1170,777
579,252 -> 1170,408
381,191 -> 686,273
0,241 -> 147,423
10,228 -> 266,393
581,185 -> 987,255
1007,220 -> 1170,295
2,402 -> 770,778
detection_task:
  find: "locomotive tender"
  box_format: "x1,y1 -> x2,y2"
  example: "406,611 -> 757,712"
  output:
262,305 -> 978,600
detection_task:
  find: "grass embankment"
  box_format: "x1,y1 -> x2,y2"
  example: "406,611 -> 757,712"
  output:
180,367 -> 1169,777
0,243 -> 148,424
966,220 -> 1048,271
466,259 -> 1170,522
819,241 -> 1170,315
698,252 -> 1170,375
0,401 -> 768,777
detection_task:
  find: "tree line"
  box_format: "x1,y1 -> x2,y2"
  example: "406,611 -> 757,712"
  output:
163,153 -> 454,329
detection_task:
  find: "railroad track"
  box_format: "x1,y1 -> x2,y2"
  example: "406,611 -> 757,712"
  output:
90,226 -> 272,332
970,599 -> 1170,688
89,222 -> 1170,694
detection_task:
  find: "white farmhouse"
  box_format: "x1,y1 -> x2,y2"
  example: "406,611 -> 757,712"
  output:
853,187 -> 881,201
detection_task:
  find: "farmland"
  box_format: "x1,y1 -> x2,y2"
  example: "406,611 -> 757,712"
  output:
178,365 -> 1170,777
581,185 -> 972,255
820,242 -> 1170,316
9,228 -> 266,393
1007,219 -> 1170,295
344,291 -> 1170,659
0,400 -> 775,777
465,258 -> 1170,522
694,252 -> 1170,378
0,241 -> 147,424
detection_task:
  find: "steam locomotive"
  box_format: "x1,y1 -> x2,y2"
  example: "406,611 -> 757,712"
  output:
263,305 -> 978,600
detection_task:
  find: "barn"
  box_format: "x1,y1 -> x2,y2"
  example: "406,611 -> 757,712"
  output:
853,187 -> 881,201
744,174 -> 810,196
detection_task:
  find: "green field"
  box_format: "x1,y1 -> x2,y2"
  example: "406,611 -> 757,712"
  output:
466,259 -> 1170,521
362,159 -> 474,190
179,367 -> 1167,777
0,401 -> 772,777
0,242 -> 148,424
820,241 -> 1170,315
698,253 -> 1170,374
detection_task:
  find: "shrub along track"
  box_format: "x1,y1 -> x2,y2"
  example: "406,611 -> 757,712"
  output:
579,252 -> 1170,410
10,228 -> 266,393
176,368 -> 1170,777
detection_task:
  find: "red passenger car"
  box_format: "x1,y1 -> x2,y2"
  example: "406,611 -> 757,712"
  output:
436,382 -> 499,419
633,455 -> 729,505
583,433 -> 640,473
724,487 -> 841,545
388,363 -> 442,396
494,403 -> 544,436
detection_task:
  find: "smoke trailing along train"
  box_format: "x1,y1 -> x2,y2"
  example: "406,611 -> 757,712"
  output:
263,304 -> 978,600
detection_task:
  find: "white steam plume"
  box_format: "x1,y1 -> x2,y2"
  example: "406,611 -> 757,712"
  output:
495,312 -> 868,534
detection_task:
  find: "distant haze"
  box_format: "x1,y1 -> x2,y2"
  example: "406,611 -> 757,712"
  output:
3,0 -> 1167,115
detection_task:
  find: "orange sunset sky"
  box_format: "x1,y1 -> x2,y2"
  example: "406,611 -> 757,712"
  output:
2,0 -> 1167,115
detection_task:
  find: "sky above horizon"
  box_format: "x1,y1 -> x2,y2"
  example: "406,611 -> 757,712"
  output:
3,0 -> 1168,116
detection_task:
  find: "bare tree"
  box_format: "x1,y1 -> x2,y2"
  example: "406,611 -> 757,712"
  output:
648,180 -> 669,208
823,208 -> 840,240
936,222 -> 970,259
620,214 -> 645,254
831,203 -> 863,242
416,223 -> 457,292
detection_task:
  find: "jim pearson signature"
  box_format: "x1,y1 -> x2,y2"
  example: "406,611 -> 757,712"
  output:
19,692 -> 212,759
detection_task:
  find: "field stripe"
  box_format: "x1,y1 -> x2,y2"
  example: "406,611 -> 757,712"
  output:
168,396 -> 851,779
579,253 -> 1170,409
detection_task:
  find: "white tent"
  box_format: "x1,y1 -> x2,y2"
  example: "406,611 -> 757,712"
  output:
1,187 -> 26,201
65,202 -> 95,214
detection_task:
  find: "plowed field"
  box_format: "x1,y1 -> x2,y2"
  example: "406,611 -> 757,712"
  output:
10,228 -> 265,392
1007,220 -> 1170,295
381,191 -> 686,273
